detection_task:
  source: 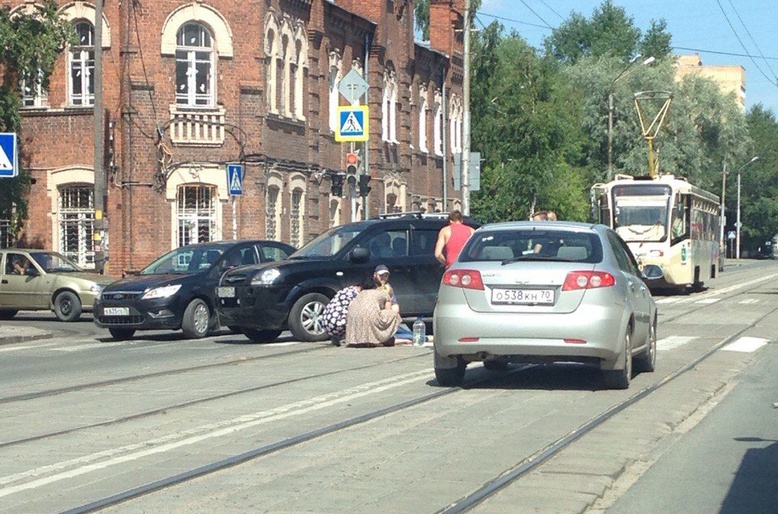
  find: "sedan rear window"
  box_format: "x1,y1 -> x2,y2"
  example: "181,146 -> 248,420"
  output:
460,229 -> 603,264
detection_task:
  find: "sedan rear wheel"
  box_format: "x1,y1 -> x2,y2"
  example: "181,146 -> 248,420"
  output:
109,328 -> 135,340
242,328 -> 282,343
288,293 -> 329,342
54,291 -> 82,322
0,310 -> 18,320
603,331 -> 632,390
634,316 -> 657,373
182,299 -> 210,339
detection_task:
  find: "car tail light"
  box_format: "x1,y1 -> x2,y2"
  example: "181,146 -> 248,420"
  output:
562,271 -> 615,291
443,269 -> 484,290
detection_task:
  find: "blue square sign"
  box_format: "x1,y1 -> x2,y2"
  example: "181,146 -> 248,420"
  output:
0,133 -> 18,178
227,164 -> 243,196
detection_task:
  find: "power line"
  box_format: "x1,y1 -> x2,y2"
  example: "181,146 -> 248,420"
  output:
536,0 -> 565,21
477,12 -> 550,30
715,0 -> 777,87
725,0 -> 778,83
517,0 -> 553,29
673,46 -> 778,61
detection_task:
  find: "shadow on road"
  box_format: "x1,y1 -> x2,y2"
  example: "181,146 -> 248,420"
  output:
720,438 -> 778,514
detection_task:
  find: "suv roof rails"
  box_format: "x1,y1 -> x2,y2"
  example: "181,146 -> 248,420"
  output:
378,211 -> 451,220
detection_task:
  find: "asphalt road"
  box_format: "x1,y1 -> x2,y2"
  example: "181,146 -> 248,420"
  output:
0,258 -> 775,513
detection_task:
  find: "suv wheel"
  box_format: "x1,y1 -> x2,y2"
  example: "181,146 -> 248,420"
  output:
182,298 -> 210,339
289,293 -> 329,342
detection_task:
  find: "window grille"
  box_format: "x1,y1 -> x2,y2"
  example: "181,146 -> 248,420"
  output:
0,219 -> 13,248
59,186 -> 95,267
21,69 -> 47,108
266,187 -> 279,240
291,190 -> 302,247
177,185 -> 216,247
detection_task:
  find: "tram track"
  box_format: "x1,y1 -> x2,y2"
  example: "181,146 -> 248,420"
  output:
56,291 -> 778,514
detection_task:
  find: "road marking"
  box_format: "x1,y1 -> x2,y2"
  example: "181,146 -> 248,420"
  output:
657,336 -> 697,351
0,342 -> 57,353
655,297 -> 681,304
695,298 -> 720,304
657,272 -> 778,305
0,369 -> 432,496
50,342 -> 126,352
738,298 -> 759,305
722,336 -> 769,353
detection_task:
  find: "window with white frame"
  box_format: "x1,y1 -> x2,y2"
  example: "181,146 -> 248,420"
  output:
382,65 -> 398,143
21,68 -> 47,108
418,85 -> 428,152
290,189 -> 303,247
279,34 -> 289,116
450,95 -> 462,154
433,90 -> 443,156
328,50 -> 342,132
266,186 -> 280,240
69,21 -> 94,106
59,185 -> 95,268
292,32 -> 307,120
177,185 -> 217,247
175,23 -> 214,107
265,22 -> 278,114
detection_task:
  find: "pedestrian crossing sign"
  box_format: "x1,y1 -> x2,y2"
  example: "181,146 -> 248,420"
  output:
0,133 -> 18,178
227,164 -> 243,196
335,106 -> 369,142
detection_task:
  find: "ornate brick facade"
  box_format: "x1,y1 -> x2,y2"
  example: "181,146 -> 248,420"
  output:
4,0 -> 464,274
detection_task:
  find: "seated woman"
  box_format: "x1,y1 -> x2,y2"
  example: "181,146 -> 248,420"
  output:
345,283 -> 402,348
323,282 -> 363,346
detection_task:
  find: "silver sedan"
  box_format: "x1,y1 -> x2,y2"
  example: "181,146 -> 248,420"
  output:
433,221 -> 658,389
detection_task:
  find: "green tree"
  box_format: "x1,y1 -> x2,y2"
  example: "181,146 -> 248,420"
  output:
414,0 -> 481,41
0,1 -> 73,242
639,19 -> 672,60
469,24 -> 589,222
741,106 -> 778,253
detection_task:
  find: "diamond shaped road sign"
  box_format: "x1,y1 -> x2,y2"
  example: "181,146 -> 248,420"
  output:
338,69 -> 369,105
0,133 -> 18,178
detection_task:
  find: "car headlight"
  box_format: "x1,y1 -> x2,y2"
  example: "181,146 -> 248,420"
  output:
141,284 -> 182,300
90,283 -> 105,294
251,268 -> 281,285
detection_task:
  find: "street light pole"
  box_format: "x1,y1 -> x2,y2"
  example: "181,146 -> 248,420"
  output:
720,163 -> 727,258
735,155 -> 759,260
461,0 -> 471,215
607,55 -> 655,179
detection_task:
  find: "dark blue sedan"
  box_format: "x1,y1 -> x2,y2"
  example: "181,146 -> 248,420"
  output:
94,240 -> 295,340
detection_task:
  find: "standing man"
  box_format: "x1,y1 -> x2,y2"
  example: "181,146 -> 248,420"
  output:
435,210 -> 475,268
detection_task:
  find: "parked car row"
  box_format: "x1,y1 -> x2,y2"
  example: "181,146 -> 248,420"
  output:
1,216 -> 658,390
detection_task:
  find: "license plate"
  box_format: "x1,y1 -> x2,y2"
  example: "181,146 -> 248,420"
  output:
491,288 -> 554,305
217,286 -> 236,298
104,307 -> 130,316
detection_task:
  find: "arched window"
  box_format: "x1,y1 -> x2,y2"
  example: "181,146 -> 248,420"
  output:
433,90 -> 443,156
449,95 -> 462,155
292,24 -> 307,120
69,21 -> 94,106
328,50 -> 342,132
418,85 -> 428,153
382,65 -> 398,143
290,189 -> 303,247
176,23 -> 214,106
279,34 -> 290,116
266,184 -> 281,241
59,185 -> 95,268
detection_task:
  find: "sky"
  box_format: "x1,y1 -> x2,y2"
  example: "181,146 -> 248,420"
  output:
477,0 -> 778,115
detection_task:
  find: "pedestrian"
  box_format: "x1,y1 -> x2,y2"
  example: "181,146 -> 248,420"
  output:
344,282 -> 402,348
530,210 -> 557,221
322,281 -> 364,346
372,264 -> 413,343
434,210 -> 475,268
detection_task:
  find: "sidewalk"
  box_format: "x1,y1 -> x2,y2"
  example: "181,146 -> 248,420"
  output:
0,324 -> 53,345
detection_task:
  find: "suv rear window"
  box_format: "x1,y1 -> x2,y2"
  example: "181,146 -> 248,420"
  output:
460,229 -> 603,264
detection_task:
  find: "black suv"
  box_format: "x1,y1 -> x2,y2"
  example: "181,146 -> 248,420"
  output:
215,213 -> 479,342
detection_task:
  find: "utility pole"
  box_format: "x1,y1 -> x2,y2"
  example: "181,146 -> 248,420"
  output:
93,0 -> 105,273
461,0 -> 471,215
720,163 -> 727,258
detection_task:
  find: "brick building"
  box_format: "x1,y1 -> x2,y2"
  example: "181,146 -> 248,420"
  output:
2,0 -> 465,274
675,54 -> 746,110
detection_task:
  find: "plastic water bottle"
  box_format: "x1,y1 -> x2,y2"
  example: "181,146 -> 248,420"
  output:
413,316 -> 426,347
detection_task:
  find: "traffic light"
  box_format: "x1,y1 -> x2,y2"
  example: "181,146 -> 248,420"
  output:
330,173 -> 344,197
346,152 -> 358,175
347,173 -> 357,198
359,174 -> 371,196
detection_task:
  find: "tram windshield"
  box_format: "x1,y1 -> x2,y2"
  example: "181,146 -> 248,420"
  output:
611,184 -> 671,242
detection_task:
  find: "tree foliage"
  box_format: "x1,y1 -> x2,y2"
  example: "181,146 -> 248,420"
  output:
414,0 -> 481,41
741,106 -> 778,252
469,23 -> 589,223
0,1 -> 72,237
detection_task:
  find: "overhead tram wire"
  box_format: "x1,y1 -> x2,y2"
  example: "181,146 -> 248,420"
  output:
715,0 -> 777,87
725,0 -> 778,85
517,0 -> 554,29
673,46 -> 778,61
536,0 -> 565,21
476,11 -> 551,31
